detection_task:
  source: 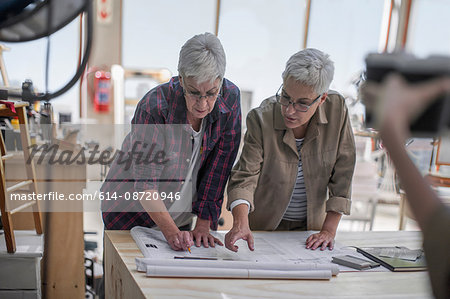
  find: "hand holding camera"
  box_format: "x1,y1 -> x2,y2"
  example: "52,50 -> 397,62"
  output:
362,73 -> 450,141
362,53 -> 450,136
361,54 -> 450,299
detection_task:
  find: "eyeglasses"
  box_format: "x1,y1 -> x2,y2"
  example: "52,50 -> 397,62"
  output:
184,89 -> 218,102
276,84 -> 322,112
183,87 -> 220,102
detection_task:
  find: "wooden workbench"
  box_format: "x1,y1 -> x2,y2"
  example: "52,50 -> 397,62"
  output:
105,230 -> 432,298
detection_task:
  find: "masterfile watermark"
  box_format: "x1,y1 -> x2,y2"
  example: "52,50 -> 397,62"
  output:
5,124 -> 193,212
9,191 -> 181,202
26,142 -> 170,171
10,191 -> 96,201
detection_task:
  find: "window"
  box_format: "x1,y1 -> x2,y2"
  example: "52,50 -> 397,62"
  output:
219,0 -> 307,108
122,0 -> 216,73
407,0 -> 450,57
308,0 -> 385,98
3,21 -> 80,121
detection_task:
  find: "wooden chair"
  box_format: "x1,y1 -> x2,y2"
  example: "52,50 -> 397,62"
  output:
0,101 -> 42,253
343,159 -> 379,231
399,137 -> 450,230
425,137 -> 450,187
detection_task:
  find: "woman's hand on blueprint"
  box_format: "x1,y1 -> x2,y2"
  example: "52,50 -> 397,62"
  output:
225,224 -> 255,252
305,230 -> 335,251
191,218 -> 224,248
225,203 -> 255,252
305,211 -> 340,250
165,230 -> 194,251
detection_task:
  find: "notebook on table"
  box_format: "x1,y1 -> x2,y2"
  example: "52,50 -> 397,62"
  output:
356,246 -> 427,272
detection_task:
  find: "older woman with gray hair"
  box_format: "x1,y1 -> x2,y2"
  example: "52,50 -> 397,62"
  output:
226,48 -> 355,252
101,32 -> 241,251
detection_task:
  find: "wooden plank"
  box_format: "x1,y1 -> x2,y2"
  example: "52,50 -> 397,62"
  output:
43,212 -> 85,299
0,116 -> 15,252
6,179 -> 32,193
105,232 -> 146,299
0,147 -> 15,252
2,153 -> 14,161
16,106 -> 42,234
0,101 -> 28,110
9,201 -> 35,214
3,148 -> 87,297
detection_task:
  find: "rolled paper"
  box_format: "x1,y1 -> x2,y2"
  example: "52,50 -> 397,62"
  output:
147,265 -> 247,278
146,265 -> 332,280
136,258 -> 339,276
248,269 -> 332,279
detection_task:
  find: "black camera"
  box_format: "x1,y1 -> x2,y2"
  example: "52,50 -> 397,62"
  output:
364,53 -> 450,135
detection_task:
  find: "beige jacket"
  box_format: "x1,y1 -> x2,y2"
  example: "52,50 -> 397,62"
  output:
227,91 -> 355,230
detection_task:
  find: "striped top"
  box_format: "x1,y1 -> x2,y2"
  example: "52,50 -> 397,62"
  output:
282,138 -> 307,222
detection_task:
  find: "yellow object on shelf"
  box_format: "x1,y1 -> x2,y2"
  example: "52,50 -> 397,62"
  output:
11,117 -> 19,130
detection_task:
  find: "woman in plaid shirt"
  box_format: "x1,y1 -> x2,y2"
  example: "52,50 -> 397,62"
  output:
101,33 -> 241,251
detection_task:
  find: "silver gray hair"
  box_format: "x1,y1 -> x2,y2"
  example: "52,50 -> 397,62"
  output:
178,32 -> 226,84
282,48 -> 334,94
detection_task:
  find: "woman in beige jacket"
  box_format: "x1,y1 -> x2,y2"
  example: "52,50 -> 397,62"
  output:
226,48 -> 356,252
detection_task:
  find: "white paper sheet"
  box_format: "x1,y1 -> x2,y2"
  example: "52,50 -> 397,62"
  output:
131,226 -> 380,275
131,226 -> 257,261
378,247 -> 423,261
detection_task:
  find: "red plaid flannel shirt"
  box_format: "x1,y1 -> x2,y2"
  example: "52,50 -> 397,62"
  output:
101,76 -> 241,230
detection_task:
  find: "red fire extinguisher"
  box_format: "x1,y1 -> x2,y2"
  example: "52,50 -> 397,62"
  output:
93,70 -> 111,112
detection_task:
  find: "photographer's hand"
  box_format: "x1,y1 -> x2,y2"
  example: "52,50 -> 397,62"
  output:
362,74 -> 450,229
362,74 -> 450,141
